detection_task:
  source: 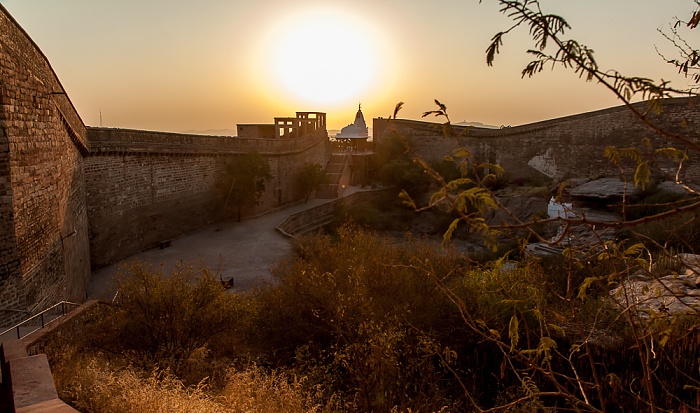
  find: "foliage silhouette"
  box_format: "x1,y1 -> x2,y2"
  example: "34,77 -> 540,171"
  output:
386,0 -> 700,411
221,151 -> 272,222
296,162 -> 328,202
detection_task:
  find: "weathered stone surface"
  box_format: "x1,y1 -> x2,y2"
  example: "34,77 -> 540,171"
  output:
656,180 -> 700,195
0,5 -> 91,325
569,178 -> 642,200
488,195 -> 548,226
611,254 -> 700,317
566,178 -> 591,189
16,398 -> 80,413
9,354 -> 57,409
374,98 -> 700,184
84,128 -> 329,268
1,339 -> 27,363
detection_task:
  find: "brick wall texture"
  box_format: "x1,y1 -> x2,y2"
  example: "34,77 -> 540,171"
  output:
0,6 -> 91,325
0,4 -> 331,325
374,98 -> 700,182
85,128 -> 328,268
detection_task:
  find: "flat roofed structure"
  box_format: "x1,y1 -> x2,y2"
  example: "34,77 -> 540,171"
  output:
237,112 -> 326,139
236,124 -> 276,139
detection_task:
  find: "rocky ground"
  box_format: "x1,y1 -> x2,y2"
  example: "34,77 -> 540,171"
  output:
380,177 -> 700,319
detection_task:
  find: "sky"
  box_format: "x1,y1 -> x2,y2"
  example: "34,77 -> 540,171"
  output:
0,0 -> 696,133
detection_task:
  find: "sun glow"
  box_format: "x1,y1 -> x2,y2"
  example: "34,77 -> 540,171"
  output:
257,8 -> 386,107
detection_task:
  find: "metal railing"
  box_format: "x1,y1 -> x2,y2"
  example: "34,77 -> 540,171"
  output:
0,301 -> 82,341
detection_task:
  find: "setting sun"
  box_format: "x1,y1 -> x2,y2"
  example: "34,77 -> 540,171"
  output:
258,8 -> 385,107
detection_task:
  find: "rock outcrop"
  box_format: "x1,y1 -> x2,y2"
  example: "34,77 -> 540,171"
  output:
610,253 -> 700,317
569,178 -> 642,200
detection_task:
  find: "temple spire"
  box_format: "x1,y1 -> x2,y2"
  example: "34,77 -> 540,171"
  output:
337,103 -> 369,140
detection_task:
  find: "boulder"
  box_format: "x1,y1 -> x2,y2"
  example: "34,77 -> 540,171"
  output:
488,195 -> 548,226
610,253 -> 700,317
656,180 -> 699,195
569,178 -> 642,200
566,177 -> 591,189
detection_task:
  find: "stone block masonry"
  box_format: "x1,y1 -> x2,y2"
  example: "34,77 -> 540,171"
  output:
0,5 -> 90,326
0,3 -> 332,324
0,1 -> 331,322
85,127 -> 329,268
374,98 -> 700,183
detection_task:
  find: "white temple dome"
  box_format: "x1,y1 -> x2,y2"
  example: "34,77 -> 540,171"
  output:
336,104 -> 369,139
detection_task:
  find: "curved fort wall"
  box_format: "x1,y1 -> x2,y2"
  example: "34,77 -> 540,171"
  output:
374,98 -> 700,182
2,0 -> 698,327
85,127 -> 328,268
0,5 -> 91,325
0,4 -> 328,324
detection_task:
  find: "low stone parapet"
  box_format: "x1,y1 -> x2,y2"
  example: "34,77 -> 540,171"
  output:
0,340 -> 78,413
277,188 -> 393,237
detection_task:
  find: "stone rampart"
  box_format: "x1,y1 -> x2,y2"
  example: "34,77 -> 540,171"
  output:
374,98 -> 700,182
0,5 -> 91,326
0,3 -> 332,320
85,127 -> 329,268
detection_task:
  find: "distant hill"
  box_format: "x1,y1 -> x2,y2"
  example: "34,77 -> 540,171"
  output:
454,121 -> 499,129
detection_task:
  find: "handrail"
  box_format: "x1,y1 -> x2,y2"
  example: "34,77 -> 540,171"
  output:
0,301 -> 82,340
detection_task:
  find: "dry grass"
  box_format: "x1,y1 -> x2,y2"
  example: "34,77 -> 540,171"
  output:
58,356 -> 230,413
221,365 -> 345,413
54,350 -> 346,413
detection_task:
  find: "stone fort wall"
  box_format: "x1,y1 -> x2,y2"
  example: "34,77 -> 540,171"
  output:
85,127 -> 328,268
2,0 -> 699,328
0,4 -> 329,324
374,98 -> 700,183
0,6 -> 91,325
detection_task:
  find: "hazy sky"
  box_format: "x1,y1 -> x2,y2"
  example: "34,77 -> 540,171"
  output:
0,0 -> 696,132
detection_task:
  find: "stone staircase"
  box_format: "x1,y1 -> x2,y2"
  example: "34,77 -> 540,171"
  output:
316,153 -> 350,199
0,301 -> 96,413
0,339 -> 78,413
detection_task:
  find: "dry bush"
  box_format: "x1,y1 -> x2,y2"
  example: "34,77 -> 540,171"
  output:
53,349 -> 346,413
221,364 -> 345,413
89,261 -> 249,376
250,225 -> 480,411
56,355 -> 231,413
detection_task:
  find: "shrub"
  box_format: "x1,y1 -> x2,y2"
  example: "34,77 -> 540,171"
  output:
250,226 -> 469,411
57,356 -> 231,413
91,262 -> 247,375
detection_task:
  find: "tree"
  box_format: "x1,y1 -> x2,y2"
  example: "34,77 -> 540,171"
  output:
374,132 -> 433,199
222,151 -> 272,222
394,1 -> 700,411
296,162 -> 327,202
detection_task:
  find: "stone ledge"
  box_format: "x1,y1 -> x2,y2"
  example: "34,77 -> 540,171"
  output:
1,339 -> 27,363
9,354 -> 57,409
16,398 -> 78,413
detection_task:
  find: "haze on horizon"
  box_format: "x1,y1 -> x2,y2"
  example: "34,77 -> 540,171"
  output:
0,0 -> 695,133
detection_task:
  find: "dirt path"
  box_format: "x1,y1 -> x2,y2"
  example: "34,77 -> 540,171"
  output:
87,198 -> 330,300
